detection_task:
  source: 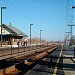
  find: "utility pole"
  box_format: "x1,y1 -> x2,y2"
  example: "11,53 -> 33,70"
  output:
66,32 -> 71,41
67,25 -> 75,45
66,32 -> 71,46
67,25 -> 75,38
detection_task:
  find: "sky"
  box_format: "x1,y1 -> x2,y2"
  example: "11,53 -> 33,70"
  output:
0,0 -> 74,41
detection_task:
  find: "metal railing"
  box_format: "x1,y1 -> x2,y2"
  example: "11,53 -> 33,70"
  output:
0,45 -> 47,57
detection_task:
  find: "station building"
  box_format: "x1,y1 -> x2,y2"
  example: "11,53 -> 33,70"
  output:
0,23 -> 28,46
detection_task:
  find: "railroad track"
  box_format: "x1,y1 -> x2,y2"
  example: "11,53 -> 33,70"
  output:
0,45 -> 55,67
0,46 -> 48,68
0,44 -> 59,75
0,45 -> 44,60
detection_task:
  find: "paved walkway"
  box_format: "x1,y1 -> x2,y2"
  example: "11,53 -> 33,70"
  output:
62,45 -> 75,75
24,45 -> 75,75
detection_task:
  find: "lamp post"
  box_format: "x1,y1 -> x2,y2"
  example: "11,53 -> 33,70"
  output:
40,30 -> 43,47
1,7 -> 6,47
30,24 -> 33,47
72,6 -> 75,57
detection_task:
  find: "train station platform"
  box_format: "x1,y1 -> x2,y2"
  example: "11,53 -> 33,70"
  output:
24,45 -> 75,75
62,45 -> 75,75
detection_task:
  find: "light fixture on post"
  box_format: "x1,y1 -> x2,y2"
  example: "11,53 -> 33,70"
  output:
1,7 -> 6,47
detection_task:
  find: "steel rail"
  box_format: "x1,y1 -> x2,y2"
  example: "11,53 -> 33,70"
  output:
0,44 -> 55,61
14,45 -> 56,60
0,45 -> 58,75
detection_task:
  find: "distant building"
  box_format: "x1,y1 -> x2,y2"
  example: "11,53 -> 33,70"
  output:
0,23 -> 28,45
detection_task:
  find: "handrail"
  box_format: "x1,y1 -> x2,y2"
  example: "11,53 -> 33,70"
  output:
0,46 -> 58,75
